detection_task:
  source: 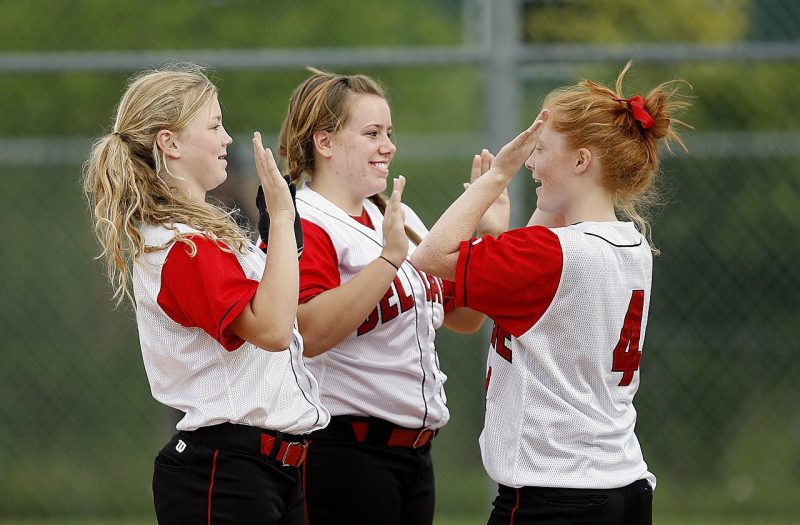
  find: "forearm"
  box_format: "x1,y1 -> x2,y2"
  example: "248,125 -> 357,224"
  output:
230,216 -> 298,350
299,257 -> 399,356
412,170 -> 508,279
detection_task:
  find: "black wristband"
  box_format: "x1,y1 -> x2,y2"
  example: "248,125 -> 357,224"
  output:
378,255 -> 400,271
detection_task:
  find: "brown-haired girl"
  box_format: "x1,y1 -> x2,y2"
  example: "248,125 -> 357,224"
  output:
412,62 -> 690,524
269,68 -> 499,525
83,63 -> 329,524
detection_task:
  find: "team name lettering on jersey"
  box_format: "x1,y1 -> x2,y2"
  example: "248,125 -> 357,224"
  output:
357,271 -> 446,336
490,323 -> 513,363
357,275 -> 414,336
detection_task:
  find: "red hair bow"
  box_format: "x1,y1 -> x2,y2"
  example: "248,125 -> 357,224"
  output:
615,95 -> 654,129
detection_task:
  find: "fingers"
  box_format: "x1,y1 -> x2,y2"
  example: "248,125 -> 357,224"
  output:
386,175 -> 407,225
252,131 -> 282,186
470,149 -> 495,183
481,149 -> 494,174
470,154 -> 481,182
513,110 -> 549,145
390,175 -> 406,204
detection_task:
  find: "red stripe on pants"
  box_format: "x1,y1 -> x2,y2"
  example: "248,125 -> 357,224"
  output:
207,449 -> 219,524
509,487 -> 520,524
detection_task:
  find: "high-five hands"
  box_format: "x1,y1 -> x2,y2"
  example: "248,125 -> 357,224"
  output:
465,149 -> 510,237
491,110 -> 549,181
252,131 -> 304,257
379,176 -> 408,269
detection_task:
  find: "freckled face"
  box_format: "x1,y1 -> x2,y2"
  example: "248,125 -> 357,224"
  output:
524,120 -> 578,215
329,94 -> 397,199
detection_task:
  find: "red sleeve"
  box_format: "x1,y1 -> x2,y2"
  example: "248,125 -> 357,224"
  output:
441,278 -> 456,313
158,236 -> 259,351
454,226 -> 563,337
298,218 -> 341,304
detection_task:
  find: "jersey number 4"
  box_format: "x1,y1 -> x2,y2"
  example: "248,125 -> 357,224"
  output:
612,290 -> 645,386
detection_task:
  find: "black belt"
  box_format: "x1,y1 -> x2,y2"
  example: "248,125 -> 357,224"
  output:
183,422 -> 308,467
311,416 -> 437,449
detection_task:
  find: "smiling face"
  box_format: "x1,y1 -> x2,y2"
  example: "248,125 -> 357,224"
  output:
524,118 -> 580,216
328,94 -> 396,200
169,95 -> 233,201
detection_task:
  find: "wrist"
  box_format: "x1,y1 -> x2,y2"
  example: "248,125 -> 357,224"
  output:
268,212 -> 295,226
378,254 -> 402,270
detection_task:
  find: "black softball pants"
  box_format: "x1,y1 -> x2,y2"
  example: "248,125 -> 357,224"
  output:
302,416 -> 436,525
488,479 -> 653,525
152,423 -> 308,525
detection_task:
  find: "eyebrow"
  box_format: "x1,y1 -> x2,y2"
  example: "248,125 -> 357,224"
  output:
361,123 -> 392,131
210,114 -> 222,123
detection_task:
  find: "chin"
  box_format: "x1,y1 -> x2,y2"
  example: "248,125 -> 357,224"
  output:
372,179 -> 388,195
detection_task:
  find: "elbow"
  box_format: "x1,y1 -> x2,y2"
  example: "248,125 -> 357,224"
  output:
410,249 -> 433,274
255,327 -> 294,352
273,332 -> 294,351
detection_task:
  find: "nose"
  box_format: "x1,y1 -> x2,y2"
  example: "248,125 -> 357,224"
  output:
222,126 -> 233,146
381,135 -> 397,155
524,151 -> 535,171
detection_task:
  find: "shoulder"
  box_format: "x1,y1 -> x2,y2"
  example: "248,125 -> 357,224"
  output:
496,225 -> 560,246
560,222 -> 646,250
141,223 -> 204,244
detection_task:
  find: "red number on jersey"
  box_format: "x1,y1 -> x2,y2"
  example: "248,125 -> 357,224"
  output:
612,290 -> 645,386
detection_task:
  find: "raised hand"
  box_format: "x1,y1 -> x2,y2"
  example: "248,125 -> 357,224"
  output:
252,131 -> 294,222
491,110 -> 549,181
466,149 -> 510,237
380,176 -> 408,268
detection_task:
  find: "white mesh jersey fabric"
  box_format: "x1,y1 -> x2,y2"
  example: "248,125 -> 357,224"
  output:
133,223 -> 330,434
296,184 -> 449,429
479,221 -> 656,489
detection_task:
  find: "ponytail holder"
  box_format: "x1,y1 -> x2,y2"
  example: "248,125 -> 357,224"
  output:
614,95 -> 654,129
112,131 -> 130,143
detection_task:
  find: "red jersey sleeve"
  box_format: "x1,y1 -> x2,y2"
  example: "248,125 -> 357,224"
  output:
298,218 -> 341,304
441,278 -> 457,313
454,226 -> 563,337
158,236 -> 259,351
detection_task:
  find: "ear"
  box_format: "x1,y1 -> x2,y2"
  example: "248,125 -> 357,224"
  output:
313,131 -> 333,159
156,130 -> 181,160
574,148 -> 592,175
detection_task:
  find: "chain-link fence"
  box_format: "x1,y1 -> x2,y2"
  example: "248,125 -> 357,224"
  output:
2,0 -> 799,522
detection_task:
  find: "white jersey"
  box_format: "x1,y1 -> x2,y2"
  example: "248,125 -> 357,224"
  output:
454,221 -> 655,489
296,184 -> 451,429
133,222 -> 329,434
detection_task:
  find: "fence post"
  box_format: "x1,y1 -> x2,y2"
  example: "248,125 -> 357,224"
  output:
484,0 -> 526,228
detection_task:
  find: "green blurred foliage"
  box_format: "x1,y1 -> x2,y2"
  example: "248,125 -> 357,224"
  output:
0,0 -> 462,51
523,0 -> 749,43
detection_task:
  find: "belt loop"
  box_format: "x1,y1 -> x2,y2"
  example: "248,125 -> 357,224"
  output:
351,421 -> 369,442
260,433 -> 275,457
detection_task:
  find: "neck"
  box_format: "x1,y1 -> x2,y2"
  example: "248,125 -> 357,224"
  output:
562,186 -> 617,225
168,176 -> 206,204
308,175 -> 363,216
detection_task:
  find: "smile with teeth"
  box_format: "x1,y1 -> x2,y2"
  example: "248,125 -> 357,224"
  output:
371,162 -> 389,172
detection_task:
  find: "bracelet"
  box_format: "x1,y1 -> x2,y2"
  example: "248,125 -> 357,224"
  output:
378,255 -> 400,271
